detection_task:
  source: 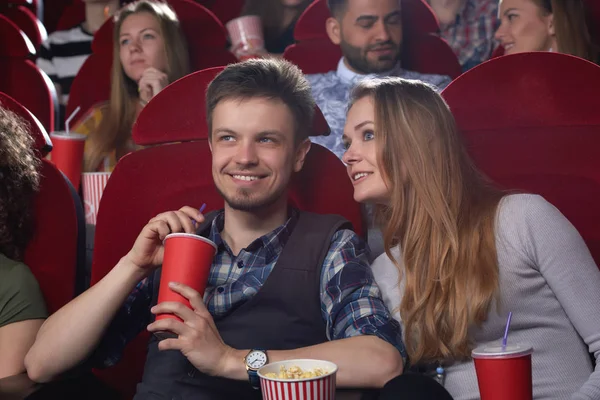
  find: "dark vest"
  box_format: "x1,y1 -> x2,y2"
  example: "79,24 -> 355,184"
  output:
134,211 -> 352,400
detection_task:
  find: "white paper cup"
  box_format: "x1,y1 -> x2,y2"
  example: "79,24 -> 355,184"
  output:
226,15 -> 266,60
82,172 -> 111,225
258,359 -> 337,400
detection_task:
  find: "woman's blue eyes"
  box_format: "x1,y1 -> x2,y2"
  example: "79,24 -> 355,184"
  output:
120,33 -> 155,46
364,131 -> 375,141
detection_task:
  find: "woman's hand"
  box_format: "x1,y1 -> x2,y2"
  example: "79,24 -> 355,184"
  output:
138,67 -> 169,105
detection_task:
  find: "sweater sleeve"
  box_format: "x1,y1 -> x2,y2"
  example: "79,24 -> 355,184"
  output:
520,195 -> 600,400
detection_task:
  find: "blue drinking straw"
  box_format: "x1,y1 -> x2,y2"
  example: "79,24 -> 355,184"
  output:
502,311 -> 513,348
192,203 -> 207,229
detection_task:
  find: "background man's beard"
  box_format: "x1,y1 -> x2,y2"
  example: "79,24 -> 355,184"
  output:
340,40 -> 400,74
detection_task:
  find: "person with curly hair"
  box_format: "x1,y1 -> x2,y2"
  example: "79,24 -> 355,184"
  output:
0,107 -> 48,379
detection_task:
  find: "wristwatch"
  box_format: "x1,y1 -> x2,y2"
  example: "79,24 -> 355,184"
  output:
244,349 -> 268,389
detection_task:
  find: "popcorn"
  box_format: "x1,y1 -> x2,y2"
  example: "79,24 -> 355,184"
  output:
264,365 -> 329,380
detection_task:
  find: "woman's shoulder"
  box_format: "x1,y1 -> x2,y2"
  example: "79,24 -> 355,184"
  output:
497,193 -> 563,227
0,254 -> 40,291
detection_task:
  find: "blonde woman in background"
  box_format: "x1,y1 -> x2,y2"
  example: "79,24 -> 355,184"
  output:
495,0 -> 598,63
75,0 -> 190,172
341,77 -> 600,399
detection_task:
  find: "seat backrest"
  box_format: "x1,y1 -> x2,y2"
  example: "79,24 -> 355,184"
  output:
204,0 -> 244,24
402,33 -> 462,79
442,52 -> 600,262
0,14 -> 56,132
132,67 -> 331,144
283,0 -> 459,76
0,5 -> 47,49
0,91 -> 52,156
0,13 -> 35,57
67,0 -> 237,120
55,1 -> 85,31
65,52 -> 112,125
24,159 -> 85,314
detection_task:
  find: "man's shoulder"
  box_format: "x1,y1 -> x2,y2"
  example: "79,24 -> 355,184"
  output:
45,25 -> 93,46
305,71 -> 341,91
398,69 -> 453,90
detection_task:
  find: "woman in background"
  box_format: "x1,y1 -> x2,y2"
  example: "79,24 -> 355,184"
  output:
495,0 -> 598,63
241,0 -> 313,54
75,0 -> 190,172
0,107 -> 47,378
341,77 -> 600,399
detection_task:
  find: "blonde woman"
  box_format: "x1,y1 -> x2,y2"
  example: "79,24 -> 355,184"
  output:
341,77 -> 600,399
74,0 -> 190,172
495,0 -> 598,63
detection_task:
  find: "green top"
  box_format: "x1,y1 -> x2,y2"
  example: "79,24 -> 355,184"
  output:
0,253 -> 47,328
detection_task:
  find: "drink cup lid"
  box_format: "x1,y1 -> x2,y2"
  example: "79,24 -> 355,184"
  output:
163,233 -> 218,254
50,131 -> 86,140
472,343 -> 533,359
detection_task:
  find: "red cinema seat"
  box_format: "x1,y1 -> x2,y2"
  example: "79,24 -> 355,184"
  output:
0,14 -> 56,131
0,4 -> 47,49
55,1 -> 85,31
442,52 -> 600,264
205,0 -> 244,24
24,159 -> 85,314
90,66 -> 363,398
0,91 -> 51,156
283,0 -> 460,78
66,0 -> 237,121
2,92 -> 87,313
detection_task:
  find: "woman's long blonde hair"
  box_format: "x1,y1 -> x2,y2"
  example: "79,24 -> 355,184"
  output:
350,78 -> 505,364
535,0 -> 598,62
84,0 -> 190,171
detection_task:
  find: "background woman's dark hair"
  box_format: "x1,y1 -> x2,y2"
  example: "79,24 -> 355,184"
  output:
537,0 -> 599,62
0,107 -> 41,261
242,0 -> 312,52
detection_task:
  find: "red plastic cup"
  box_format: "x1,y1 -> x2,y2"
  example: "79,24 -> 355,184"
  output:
156,233 -> 217,322
49,131 -> 86,189
258,360 -> 338,400
472,343 -> 534,400
226,15 -> 266,60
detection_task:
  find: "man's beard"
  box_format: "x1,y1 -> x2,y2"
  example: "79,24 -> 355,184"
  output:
216,184 -> 287,212
339,40 -> 400,74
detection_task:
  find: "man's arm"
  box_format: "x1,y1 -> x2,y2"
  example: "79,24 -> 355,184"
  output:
149,229 -> 404,388
25,206 -> 204,383
24,257 -> 147,382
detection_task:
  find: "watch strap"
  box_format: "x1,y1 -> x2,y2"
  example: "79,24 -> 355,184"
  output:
246,348 -> 267,390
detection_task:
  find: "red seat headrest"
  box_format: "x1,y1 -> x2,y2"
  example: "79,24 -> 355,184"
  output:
132,67 -> 331,145
442,52 -> 600,131
0,92 -> 51,156
0,14 -> 35,57
0,5 -> 46,49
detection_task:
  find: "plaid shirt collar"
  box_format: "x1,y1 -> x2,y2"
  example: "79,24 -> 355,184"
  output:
207,208 -> 300,263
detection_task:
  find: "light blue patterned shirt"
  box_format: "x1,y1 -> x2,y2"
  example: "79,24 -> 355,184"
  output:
306,58 -> 452,159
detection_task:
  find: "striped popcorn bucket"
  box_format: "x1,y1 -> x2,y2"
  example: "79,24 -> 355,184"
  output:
225,15 -> 265,59
258,360 -> 337,400
82,172 -> 111,225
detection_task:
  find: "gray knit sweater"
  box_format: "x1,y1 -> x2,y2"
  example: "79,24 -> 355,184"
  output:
371,194 -> 600,399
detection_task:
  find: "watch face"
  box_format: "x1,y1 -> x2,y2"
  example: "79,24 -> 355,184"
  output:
247,350 -> 267,369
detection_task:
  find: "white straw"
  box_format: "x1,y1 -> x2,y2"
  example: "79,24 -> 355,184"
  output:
65,106 -> 81,135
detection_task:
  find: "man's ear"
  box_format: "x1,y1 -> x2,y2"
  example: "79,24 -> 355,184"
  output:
547,13 -> 555,36
326,17 -> 342,45
293,139 -> 312,173
208,136 -> 213,152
